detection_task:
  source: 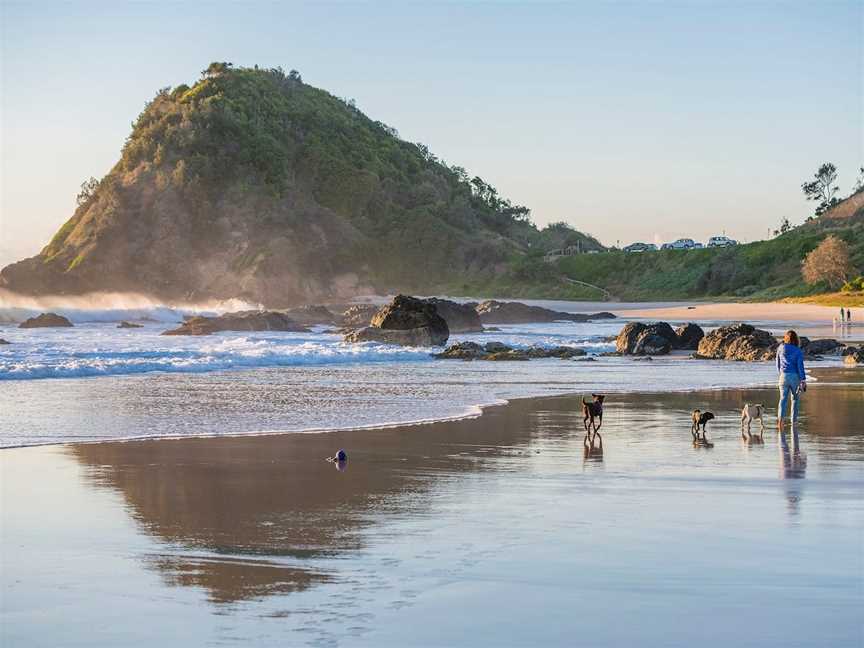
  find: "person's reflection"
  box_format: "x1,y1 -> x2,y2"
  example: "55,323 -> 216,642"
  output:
778,423 -> 807,516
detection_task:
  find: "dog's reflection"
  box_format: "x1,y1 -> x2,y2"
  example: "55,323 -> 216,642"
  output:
583,434 -> 603,460
741,428 -> 765,446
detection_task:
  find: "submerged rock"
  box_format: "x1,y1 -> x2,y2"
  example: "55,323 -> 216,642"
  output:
343,295 -> 449,346
802,338 -> 845,356
0,339 -> 10,344
19,312 -> 73,328
284,305 -> 338,326
117,321 -> 143,329
474,300 -> 615,324
435,341 -> 586,361
696,323 -> 777,361
162,311 -> 307,336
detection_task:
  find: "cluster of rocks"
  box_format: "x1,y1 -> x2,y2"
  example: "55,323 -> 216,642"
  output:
343,295 -> 450,346
615,322 -> 705,355
694,323 -> 777,361
473,300 -> 615,325
435,340 -> 587,361
162,311 -> 308,336
18,312 -> 74,328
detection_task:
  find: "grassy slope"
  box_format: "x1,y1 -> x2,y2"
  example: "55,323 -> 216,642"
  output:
451,216 -> 864,302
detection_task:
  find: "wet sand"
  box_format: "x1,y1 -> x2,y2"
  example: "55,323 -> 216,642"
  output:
2,368 -> 863,647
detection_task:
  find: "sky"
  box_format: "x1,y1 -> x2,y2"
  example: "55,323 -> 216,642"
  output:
1,1 -> 861,267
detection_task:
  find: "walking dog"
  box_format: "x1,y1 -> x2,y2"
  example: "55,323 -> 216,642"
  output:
691,409 -> 715,445
740,403 -> 765,438
582,394 -> 606,448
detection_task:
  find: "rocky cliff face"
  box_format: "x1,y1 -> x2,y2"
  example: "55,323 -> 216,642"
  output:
1,64 -> 543,306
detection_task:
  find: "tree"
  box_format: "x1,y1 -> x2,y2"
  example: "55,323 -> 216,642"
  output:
76,177 -> 100,206
773,217 -> 791,236
853,166 -> 864,195
801,235 -> 854,289
801,162 -> 840,216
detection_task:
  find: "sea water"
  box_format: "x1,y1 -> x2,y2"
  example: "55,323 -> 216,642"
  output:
0,301 -> 841,447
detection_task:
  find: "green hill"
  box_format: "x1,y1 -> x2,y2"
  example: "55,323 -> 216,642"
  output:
455,195 -> 864,301
1,63 -> 592,305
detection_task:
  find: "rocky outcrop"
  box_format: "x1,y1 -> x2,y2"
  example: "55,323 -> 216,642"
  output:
284,305 -> 338,326
474,300 -> 616,324
675,323 -> 705,350
801,338 -> 845,356
340,304 -> 380,328
696,323 -> 777,361
19,312 -> 73,328
844,347 -> 864,365
435,341 -> 586,361
343,295 -> 449,346
117,321 -> 143,328
162,311 -> 307,336
425,298 -> 483,333
0,339 -> 10,344
615,322 -> 678,355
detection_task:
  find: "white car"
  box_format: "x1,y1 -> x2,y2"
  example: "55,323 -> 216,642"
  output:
708,236 -> 737,248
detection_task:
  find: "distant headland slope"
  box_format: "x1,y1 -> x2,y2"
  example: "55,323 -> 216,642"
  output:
0,63 -> 602,306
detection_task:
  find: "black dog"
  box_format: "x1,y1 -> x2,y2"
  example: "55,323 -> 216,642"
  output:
582,394 -> 606,447
691,409 -> 715,443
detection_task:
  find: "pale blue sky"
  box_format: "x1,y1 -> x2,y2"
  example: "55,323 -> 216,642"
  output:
1,1 -> 861,267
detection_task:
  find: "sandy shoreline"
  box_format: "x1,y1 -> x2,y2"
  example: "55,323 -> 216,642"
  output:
3,368 -> 862,647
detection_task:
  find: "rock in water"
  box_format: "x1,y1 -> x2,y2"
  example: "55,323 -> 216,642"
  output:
284,305 -> 337,326
616,322 -> 677,355
0,339 -> 10,344
424,298 -> 483,333
843,348 -> 864,366
802,338 -> 845,356
340,304 -> 380,328
343,295 -> 449,346
675,323 -> 705,350
696,323 -> 778,361
435,341 -> 586,361
474,300 -> 615,324
19,312 -> 73,328
162,311 -> 307,336
117,321 -> 144,328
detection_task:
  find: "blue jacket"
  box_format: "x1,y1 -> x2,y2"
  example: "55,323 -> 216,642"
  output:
776,343 -> 806,380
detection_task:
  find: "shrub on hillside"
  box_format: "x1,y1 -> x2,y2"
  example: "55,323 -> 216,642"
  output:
802,235 -> 854,289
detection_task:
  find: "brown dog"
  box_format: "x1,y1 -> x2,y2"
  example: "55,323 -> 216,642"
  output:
691,409 -> 715,444
582,394 -> 606,447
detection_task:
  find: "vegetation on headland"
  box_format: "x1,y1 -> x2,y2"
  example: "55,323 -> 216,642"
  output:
0,61 -> 860,306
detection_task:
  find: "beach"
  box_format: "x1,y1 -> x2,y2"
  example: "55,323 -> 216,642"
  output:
2,367 -> 862,647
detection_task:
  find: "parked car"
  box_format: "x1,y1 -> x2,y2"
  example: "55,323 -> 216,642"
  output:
671,238 -> 696,250
707,236 -> 737,248
693,242 -> 704,249
660,243 -> 674,250
623,242 -> 657,253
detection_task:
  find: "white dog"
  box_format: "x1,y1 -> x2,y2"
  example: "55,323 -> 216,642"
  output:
741,403 -> 765,436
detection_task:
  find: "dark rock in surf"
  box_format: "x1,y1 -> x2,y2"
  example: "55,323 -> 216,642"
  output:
696,323 -> 777,361
0,338 -> 10,344
117,321 -> 143,328
474,300 -> 615,324
616,322 -> 676,355
19,312 -> 73,328
675,323 -> 705,350
340,304 -> 380,328
343,295 -> 449,346
284,305 -> 338,326
424,298 -> 483,333
162,310 -> 308,336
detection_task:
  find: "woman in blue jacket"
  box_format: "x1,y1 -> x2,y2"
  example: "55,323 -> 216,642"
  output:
776,330 -> 806,429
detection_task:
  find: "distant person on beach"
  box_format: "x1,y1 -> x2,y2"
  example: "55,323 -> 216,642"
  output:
839,307 -> 845,324
847,308 -> 852,325
776,330 -> 806,431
